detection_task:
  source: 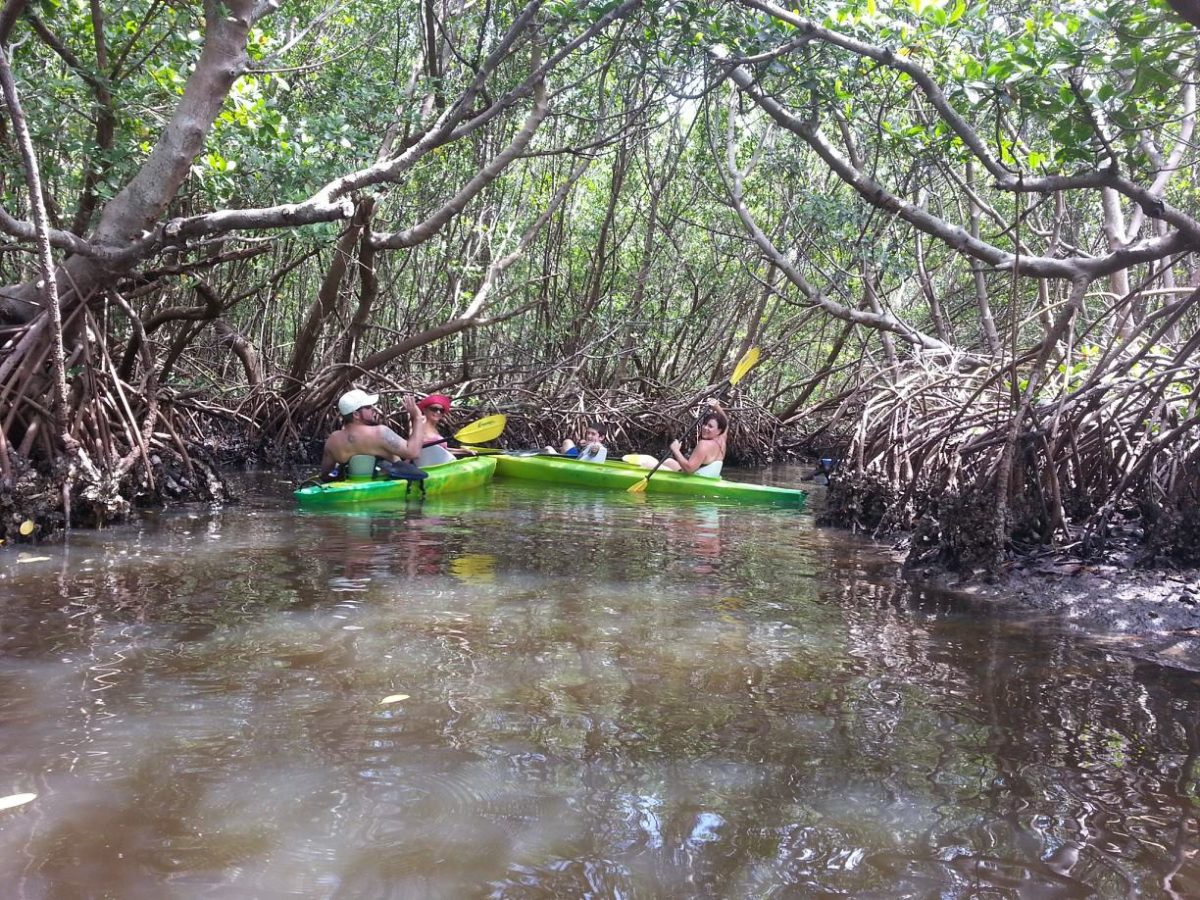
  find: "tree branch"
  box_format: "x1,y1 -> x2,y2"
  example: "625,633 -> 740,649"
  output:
371,66 -> 549,249
716,49 -> 1198,282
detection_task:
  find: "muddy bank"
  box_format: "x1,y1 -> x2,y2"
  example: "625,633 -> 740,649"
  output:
805,466 -> 1200,671
904,558 -> 1200,672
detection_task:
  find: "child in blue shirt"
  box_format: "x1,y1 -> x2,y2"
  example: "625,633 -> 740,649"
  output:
548,424 -> 608,462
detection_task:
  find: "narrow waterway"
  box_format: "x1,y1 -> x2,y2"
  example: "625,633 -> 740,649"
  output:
1,467 -> 1197,897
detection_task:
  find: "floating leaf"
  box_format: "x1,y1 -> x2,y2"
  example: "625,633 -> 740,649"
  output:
0,793 -> 36,811
18,520 -> 34,536
379,694 -> 410,705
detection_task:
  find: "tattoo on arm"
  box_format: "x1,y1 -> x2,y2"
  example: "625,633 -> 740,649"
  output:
381,427 -> 408,459
405,415 -> 426,459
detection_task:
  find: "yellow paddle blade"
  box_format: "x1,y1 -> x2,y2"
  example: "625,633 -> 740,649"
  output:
730,346 -> 761,386
454,414 -> 506,444
449,552 -> 496,581
627,476 -> 649,493
622,453 -> 659,468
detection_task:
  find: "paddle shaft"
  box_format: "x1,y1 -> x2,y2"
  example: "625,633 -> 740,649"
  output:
640,454 -> 671,482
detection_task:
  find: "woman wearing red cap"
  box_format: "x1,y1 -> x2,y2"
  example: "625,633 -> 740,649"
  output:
415,394 -> 476,466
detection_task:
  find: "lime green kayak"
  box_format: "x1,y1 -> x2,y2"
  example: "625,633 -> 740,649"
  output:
492,454 -> 807,508
294,456 -> 496,507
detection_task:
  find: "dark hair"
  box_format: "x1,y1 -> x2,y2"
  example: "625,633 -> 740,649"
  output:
587,422 -> 607,437
701,410 -> 728,434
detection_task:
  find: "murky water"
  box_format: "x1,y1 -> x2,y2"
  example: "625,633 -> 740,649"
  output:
1,467 -> 1198,898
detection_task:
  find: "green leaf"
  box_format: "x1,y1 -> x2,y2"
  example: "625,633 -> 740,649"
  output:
986,58 -> 1016,80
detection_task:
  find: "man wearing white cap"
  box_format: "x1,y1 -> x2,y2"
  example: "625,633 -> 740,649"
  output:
319,389 -> 426,480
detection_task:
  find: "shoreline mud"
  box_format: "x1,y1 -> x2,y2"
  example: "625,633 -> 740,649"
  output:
904,558 -> 1200,672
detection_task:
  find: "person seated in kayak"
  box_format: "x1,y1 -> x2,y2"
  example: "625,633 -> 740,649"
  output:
658,399 -> 726,478
544,423 -> 608,462
320,389 -> 426,481
415,394 -> 476,466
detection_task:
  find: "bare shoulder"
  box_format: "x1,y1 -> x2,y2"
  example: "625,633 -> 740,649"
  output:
323,429 -> 351,463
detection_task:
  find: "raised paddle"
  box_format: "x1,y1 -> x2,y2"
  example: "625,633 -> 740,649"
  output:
627,346 -> 761,493
453,413 -> 506,445
421,413 -> 508,453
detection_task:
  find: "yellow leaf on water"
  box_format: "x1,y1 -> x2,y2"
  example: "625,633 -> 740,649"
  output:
17,555 -> 50,564
19,520 -> 35,536
0,793 -> 37,811
379,694 -> 410,705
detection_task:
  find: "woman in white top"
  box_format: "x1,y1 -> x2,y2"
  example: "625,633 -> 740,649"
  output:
658,400 -> 726,478
415,394 -> 476,467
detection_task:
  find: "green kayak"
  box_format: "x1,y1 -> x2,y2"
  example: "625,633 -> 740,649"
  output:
492,454 -> 807,508
294,456 -> 496,507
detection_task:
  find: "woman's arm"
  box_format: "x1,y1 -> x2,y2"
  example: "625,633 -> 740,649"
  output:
669,439 -> 713,474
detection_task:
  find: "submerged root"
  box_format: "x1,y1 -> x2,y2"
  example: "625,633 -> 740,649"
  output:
816,471 -> 900,534
1,439 -> 229,543
0,455 -> 64,543
1139,482 -> 1200,567
908,487 -> 1010,573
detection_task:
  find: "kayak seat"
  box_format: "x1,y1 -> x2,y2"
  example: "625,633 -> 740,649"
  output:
346,454 -> 377,478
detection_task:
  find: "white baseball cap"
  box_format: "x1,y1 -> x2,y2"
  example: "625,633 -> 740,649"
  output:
337,388 -> 379,416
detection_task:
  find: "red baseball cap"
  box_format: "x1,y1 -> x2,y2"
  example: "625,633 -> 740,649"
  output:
417,394 -> 452,412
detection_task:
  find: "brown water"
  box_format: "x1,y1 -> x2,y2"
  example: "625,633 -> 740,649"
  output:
0,468 -> 1197,898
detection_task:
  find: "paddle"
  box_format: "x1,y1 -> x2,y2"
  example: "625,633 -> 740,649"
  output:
622,453 -> 659,468
422,413 -> 508,452
627,346 -> 761,493
454,414 -> 506,445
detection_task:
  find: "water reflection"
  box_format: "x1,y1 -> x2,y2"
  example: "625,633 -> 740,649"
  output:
0,471 -> 1197,897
